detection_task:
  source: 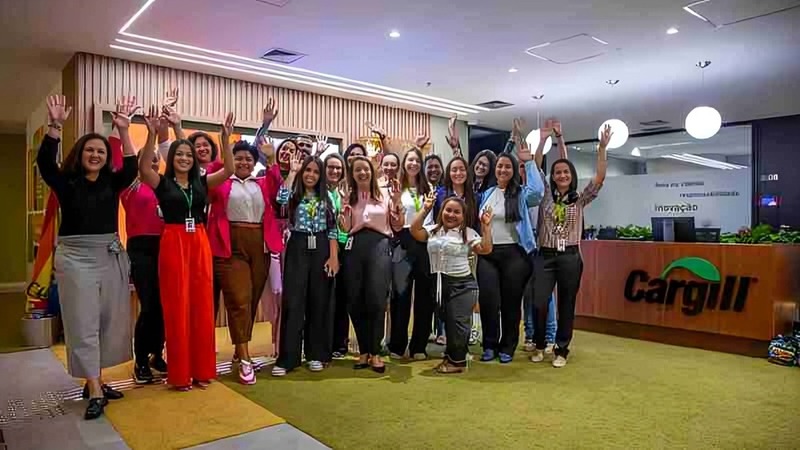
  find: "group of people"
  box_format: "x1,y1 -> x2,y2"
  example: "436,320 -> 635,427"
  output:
39,89 -> 610,420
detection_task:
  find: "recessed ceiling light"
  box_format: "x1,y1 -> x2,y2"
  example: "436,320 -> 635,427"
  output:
666,27 -> 679,35
508,67 -> 518,73
389,30 -> 400,38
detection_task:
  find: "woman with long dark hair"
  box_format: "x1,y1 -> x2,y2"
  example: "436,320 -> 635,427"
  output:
272,153 -> 340,376
471,150 -> 497,195
138,107 -> 235,390
389,146 -> 435,360
530,123 -> 611,368
39,96 -> 138,419
477,120 -> 545,364
340,156 -> 404,372
378,152 -> 400,188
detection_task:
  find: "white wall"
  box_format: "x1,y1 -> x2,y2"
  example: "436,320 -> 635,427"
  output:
430,115 -> 468,166
579,168 -> 751,232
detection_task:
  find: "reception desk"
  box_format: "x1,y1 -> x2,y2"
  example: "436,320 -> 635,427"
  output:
575,240 -> 800,356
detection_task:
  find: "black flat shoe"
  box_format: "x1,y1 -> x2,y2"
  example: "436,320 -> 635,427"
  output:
82,383 -> 125,400
370,364 -> 386,374
353,362 -> 370,370
134,363 -> 154,385
84,397 -> 108,420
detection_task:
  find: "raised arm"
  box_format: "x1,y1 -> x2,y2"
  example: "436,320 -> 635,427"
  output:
36,95 -> 72,194
277,152 -> 303,205
254,98 -> 278,143
595,124 -> 612,186
533,123 -> 550,171
138,106 -> 161,190
388,178 -> 405,232
445,116 -> 463,158
518,133 -> 545,207
162,88 -> 185,140
410,191 -> 436,242
206,113 -> 236,189
338,186 -> 352,232
110,96 -> 141,190
553,120 -> 568,160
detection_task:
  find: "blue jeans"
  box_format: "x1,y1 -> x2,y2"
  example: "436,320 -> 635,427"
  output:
524,290 -> 556,343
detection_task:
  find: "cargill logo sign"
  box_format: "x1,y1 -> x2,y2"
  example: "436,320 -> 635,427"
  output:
623,257 -> 755,316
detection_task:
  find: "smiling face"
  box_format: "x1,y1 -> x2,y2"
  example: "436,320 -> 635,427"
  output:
403,151 -> 421,180
495,156 -> 515,186
172,143 -> 195,174
441,199 -> 465,230
295,137 -> 314,156
193,136 -> 213,164
425,158 -> 443,184
81,138 -> 108,174
347,146 -> 365,164
326,157 -> 344,184
448,159 -> 468,187
352,159 -> 373,186
552,162 -> 573,191
381,154 -> 399,180
474,155 -> 490,178
277,141 -> 298,168
302,160 -> 321,189
234,150 -> 255,179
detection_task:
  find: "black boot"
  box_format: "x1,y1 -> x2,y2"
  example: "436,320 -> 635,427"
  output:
82,383 -> 124,400
134,362 -> 155,384
84,397 -> 108,420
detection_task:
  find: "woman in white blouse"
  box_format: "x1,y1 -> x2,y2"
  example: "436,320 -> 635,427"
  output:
410,195 -> 493,373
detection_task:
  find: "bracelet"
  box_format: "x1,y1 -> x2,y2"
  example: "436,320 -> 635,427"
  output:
48,123 -> 63,130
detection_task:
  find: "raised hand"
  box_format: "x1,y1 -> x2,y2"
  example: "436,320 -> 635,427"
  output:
162,87 -> 178,109
540,119 -> 554,141
157,115 -> 170,135
289,150 -> 304,174
446,115 -> 460,150
389,178 -> 402,203
599,124 -> 613,149
517,144 -> 533,162
263,98 -> 278,124
339,184 -> 352,206
512,118 -> 526,140
222,112 -> 235,136
365,121 -> 385,138
553,119 -> 563,136
46,95 -> 72,125
111,95 -> 142,130
414,131 -> 430,149
315,134 -> 329,155
161,105 -> 181,127
423,191 -> 436,211
143,105 -> 160,135
257,135 -> 275,158
480,206 -> 494,227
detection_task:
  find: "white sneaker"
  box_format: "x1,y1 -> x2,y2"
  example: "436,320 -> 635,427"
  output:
308,361 -> 324,372
524,341 -> 535,352
390,352 -> 405,360
271,366 -> 287,377
552,356 -> 567,368
530,350 -> 544,363
545,343 -> 555,355
412,353 -> 428,361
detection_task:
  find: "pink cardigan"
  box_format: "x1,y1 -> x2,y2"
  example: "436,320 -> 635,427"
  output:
207,164 -> 284,258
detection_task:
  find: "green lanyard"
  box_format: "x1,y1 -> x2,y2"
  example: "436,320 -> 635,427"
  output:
176,179 -> 193,218
329,189 -> 341,213
409,189 -> 421,212
305,196 -> 319,218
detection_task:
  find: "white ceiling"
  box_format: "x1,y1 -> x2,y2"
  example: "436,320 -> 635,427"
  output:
1,0 -> 799,141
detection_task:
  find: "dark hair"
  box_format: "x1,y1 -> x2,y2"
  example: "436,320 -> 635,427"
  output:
424,154 -> 443,168
495,152 -> 523,223
347,155 -> 382,205
343,143 -> 367,164
324,152 -> 346,185
431,197 -> 470,243
471,149 -> 497,193
399,148 -> 430,195
381,152 -> 400,165
288,156 -> 334,230
549,158 -> 579,203
438,156 -> 477,229
232,140 -> 258,162
164,139 -> 206,205
187,131 -> 219,161
61,133 -> 114,179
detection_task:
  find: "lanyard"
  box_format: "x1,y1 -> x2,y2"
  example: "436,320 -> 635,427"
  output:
329,189 -> 341,213
408,189 -> 421,212
176,179 -> 193,218
305,196 -> 319,218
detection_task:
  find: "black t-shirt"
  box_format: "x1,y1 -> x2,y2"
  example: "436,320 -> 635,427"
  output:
36,135 -> 138,236
154,175 -> 209,224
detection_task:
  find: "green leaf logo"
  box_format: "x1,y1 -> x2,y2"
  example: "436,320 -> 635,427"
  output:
660,257 -> 721,282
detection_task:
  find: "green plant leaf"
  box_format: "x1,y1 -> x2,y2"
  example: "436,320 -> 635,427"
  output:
660,257 -> 721,282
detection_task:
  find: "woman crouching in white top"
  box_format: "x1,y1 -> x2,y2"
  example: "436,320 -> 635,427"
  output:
410,195 -> 493,373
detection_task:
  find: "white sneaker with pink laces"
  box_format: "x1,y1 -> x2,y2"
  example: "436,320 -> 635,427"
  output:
239,360 -> 256,385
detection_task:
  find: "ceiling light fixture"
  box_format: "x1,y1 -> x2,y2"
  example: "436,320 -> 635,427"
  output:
389,30 -> 400,38
685,61 -> 722,139
661,153 -> 746,170
109,44 -> 472,115
631,147 -> 641,157
598,119 -> 629,149
526,96 -> 552,154
666,27 -> 679,34
508,67 -> 518,73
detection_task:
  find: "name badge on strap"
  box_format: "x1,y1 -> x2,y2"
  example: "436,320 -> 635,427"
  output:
307,234 -> 317,250
344,236 -> 354,250
556,238 -> 566,252
185,217 -> 196,233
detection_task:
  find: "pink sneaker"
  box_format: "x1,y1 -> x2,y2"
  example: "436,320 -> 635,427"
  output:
239,360 -> 257,385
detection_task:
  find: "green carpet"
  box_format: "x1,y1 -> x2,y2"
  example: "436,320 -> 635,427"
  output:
223,331 -> 800,449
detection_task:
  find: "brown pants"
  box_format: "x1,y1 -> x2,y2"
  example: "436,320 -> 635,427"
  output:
214,224 -> 268,345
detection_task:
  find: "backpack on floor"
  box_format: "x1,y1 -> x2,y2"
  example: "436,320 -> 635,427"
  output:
767,335 -> 798,367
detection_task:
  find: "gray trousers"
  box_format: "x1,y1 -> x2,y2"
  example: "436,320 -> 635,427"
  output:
54,234 -> 132,378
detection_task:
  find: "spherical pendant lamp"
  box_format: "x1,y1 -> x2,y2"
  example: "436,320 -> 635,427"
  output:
685,106 -> 721,140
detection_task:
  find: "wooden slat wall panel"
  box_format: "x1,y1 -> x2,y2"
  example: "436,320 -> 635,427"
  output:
70,53 -> 430,143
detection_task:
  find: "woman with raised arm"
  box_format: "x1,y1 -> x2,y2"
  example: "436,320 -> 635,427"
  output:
530,122 -> 611,368
138,107 -> 235,390
271,153 -> 339,376
476,120 -> 545,364
389,135 -> 435,361
410,193 -> 493,373
207,139 -> 282,385
39,95 -> 138,420
340,156 -> 404,372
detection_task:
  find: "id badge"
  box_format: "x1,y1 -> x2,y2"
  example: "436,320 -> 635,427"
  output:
185,217 -> 196,233
556,238 -> 566,252
344,236 -> 354,250
307,234 -> 317,250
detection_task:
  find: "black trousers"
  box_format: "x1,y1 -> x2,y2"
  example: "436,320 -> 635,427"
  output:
331,241 -> 350,354
128,235 -> 164,365
389,229 -> 434,356
277,231 -> 334,370
477,244 -> 532,356
532,247 -> 583,357
440,274 -> 478,366
344,229 -> 392,356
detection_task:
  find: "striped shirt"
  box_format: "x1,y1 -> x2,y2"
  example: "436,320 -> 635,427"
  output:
537,170 -> 601,249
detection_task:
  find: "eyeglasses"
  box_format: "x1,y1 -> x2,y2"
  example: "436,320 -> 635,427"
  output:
297,142 -> 313,149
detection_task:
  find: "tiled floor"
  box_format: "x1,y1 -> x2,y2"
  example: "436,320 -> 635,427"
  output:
187,424 -> 329,450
